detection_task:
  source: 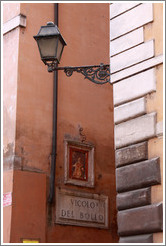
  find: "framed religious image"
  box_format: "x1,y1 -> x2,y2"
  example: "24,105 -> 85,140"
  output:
64,139 -> 95,187
69,147 -> 88,181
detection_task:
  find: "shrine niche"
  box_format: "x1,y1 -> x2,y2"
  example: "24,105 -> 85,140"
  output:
64,139 -> 95,187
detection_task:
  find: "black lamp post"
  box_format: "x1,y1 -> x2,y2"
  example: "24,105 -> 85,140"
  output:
34,22 -> 110,84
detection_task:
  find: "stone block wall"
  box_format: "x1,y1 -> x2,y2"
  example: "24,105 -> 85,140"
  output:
110,3 -> 163,243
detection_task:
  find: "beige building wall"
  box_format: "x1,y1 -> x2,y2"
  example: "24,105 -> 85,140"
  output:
145,3 -> 163,243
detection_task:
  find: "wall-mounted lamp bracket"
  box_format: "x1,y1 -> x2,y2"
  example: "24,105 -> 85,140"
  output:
34,22 -> 110,84
47,62 -> 110,85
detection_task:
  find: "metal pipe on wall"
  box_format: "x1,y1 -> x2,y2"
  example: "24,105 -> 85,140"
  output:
48,3 -> 58,203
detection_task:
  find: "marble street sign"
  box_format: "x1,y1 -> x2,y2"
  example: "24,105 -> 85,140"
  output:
55,188 -> 108,229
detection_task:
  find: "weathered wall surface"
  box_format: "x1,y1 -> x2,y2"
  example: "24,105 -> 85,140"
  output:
3,3 -> 21,243
110,3 -> 163,243
3,3 -> 20,23
10,171 -> 47,243
16,3 -> 54,173
47,3 -> 118,243
3,170 -> 13,243
3,7 -> 20,167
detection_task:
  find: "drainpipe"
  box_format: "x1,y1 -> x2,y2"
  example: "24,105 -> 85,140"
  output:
48,3 -> 58,203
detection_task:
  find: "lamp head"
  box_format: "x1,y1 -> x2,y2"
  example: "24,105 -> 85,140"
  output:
33,22 -> 67,65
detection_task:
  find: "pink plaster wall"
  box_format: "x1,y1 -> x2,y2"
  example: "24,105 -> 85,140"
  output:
3,3 -> 20,241
3,28 -> 19,158
3,170 -> 13,243
3,3 -> 20,23
3,3 -> 54,243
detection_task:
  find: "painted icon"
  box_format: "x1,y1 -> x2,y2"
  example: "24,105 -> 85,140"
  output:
69,147 -> 88,181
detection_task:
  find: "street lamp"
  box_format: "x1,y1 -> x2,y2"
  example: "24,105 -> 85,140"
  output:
34,22 -> 110,84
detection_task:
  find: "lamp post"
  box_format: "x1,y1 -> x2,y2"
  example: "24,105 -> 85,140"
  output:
33,22 -> 110,85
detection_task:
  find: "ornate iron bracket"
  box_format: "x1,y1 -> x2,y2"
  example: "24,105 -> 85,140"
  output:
47,62 -> 110,85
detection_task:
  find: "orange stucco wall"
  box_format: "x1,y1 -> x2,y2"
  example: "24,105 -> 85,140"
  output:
10,171 -> 47,243
47,3 -> 118,243
15,3 -> 54,173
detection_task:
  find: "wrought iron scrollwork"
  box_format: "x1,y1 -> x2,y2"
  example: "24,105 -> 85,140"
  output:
47,62 -> 110,84
63,64 -> 110,84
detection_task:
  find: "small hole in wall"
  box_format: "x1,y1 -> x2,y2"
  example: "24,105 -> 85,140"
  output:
98,174 -> 102,180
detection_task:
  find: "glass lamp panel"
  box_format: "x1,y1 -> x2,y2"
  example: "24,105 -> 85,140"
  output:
56,39 -> 64,62
37,36 -> 58,59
